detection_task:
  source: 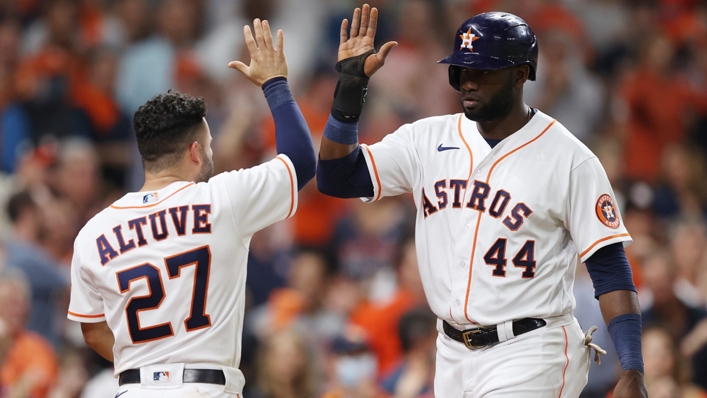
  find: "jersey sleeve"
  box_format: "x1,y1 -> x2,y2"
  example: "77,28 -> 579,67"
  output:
567,156 -> 632,263
215,154 -> 297,236
359,124 -> 419,201
67,240 -> 106,323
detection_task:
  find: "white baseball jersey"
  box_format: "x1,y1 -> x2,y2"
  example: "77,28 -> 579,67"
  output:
68,155 -> 297,377
360,110 -> 631,326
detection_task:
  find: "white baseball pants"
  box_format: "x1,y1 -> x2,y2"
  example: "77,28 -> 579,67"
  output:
434,314 -> 591,398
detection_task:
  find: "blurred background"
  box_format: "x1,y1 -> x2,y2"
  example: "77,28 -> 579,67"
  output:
0,0 -> 706,397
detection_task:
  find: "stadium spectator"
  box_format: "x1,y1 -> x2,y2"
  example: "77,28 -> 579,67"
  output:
4,190 -> 67,346
379,308 -> 436,398
642,249 -> 707,389
0,269 -> 58,398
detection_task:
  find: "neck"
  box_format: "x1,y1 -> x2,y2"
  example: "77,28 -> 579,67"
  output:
476,102 -> 531,140
140,171 -> 193,192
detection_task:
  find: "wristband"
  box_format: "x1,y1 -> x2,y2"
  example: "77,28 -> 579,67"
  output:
323,114 -> 359,145
331,50 -> 375,122
607,313 -> 644,372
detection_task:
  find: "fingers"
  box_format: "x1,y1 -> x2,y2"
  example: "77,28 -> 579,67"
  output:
359,3 -> 370,37
340,18 -> 349,44
227,61 -> 248,74
350,7 -> 360,37
243,25 -> 257,53
253,18 -> 267,49
366,6 -> 378,40
262,20 -> 274,49
276,29 -> 284,53
377,41 -> 398,61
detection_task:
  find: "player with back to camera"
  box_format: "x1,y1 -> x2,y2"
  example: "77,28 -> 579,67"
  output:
67,20 -> 315,398
317,4 -> 648,398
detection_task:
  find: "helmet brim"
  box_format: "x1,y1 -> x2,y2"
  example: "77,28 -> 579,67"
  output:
437,52 -> 517,70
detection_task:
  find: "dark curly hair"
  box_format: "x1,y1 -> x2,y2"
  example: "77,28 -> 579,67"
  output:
133,90 -> 207,172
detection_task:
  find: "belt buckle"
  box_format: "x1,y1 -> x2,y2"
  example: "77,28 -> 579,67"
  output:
462,328 -> 485,349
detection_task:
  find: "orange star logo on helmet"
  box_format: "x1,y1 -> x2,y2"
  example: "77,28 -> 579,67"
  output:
459,27 -> 479,51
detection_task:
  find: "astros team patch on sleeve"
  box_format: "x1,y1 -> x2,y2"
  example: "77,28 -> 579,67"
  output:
595,194 -> 620,229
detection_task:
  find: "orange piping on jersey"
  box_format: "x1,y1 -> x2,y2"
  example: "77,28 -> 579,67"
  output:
363,145 -> 383,201
457,114 -> 474,180
110,183 -> 195,210
462,119 -> 556,324
463,211 -> 484,323
579,233 -> 631,259
277,157 -> 296,218
486,120 -> 556,179
68,310 -> 105,318
558,326 -> 569,398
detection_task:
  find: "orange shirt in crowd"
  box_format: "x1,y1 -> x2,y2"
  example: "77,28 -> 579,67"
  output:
0,331 -> 59,398
663,9 -> 707,47
620,68 -> 707,183
72,81 -> 121,135
15,45 -> 87,102
350,289 -> 420,376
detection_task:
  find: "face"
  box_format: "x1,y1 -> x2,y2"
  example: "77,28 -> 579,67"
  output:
195,119 -> 214,183
459,67 -> 517,122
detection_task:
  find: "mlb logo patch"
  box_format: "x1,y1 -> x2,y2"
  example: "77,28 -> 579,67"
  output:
143,192 -> 158,204
153,371 -> 170,381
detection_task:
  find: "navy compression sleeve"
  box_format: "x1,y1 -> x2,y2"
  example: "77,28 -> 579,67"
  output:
316,115 -> 374,198
262,77 -> 315,190
585,242 -> 636,298
317,147 -> 374,198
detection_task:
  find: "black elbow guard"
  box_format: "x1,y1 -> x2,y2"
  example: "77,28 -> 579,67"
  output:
331,50 -> 375,123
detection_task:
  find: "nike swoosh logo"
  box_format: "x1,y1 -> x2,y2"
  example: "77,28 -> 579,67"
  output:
115,391 -> 128,398
437,144 -> 460,152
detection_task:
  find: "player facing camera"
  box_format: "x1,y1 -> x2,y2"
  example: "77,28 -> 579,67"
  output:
318,4 -> 647,397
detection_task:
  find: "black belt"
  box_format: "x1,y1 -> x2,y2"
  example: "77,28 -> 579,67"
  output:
118,369 -> 226,386
443,318 -> 547,349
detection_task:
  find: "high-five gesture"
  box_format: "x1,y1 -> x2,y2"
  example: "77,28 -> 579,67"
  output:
340,4 -> 397,77
229,19 -> 287,86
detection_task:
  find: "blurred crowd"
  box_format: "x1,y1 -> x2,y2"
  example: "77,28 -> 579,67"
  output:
0,0 -> 706,397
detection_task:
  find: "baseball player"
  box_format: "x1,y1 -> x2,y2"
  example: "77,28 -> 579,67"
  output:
317,5 -> 647,398
67,20 -> 315,398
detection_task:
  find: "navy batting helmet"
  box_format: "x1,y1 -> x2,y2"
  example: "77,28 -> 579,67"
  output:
438,12 -> 538,91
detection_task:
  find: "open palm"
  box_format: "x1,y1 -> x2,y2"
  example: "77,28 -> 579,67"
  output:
339,4 -> 397,77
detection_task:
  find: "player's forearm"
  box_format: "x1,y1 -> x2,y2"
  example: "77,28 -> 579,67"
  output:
598,290 -> 644,373
320,136 -> 358,160
263,77 -> 316,190
598,289 -> 640,323
320,113 -> 360,160
81,322 -> 114,362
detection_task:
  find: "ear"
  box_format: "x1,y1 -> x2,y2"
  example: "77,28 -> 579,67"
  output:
514,65 -> 530,88
189,141 -> 202,166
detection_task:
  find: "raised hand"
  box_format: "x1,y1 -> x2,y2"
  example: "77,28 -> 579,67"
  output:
339,4 -> 397,77
228,19 -> 287,87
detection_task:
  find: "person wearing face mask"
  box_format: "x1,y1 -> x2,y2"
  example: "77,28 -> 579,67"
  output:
322,328 -> 380,398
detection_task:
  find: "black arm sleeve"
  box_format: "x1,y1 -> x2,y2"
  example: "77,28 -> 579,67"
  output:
317,147 -> 374,198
